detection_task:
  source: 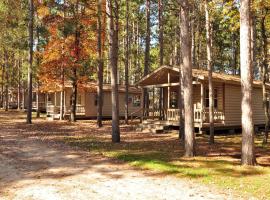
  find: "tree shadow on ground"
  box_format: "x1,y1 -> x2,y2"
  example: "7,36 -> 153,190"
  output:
0,112 -> 144,196
1,110 -> 270,199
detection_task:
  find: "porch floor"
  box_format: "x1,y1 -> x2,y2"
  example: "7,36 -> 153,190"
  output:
143,120 -> 225,128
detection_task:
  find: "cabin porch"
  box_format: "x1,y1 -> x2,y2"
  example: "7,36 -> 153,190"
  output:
141,107 -> 225,133
138,66 -> 226,133
45,91 -> 86,120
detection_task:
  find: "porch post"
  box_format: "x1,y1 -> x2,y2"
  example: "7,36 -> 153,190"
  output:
159,87 -> 162,119
46,93 -> 48,114
167,72 -> 170,109
152,87 -> 155,109
60,90 -> 64,120
54,92 -> 57,106
64,90 -> 66,114
200,82 -> 205,132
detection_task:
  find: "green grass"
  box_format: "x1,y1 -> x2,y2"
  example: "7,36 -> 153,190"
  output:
64,132 -> 270,199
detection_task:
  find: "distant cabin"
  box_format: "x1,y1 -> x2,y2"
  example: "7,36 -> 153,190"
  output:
137,66 -> 269,133
35,83 -> 142,120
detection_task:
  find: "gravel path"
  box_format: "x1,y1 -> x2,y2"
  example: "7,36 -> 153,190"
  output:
0,112 -> 242,200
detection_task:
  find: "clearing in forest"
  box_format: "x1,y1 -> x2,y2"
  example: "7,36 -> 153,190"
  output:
0,111 -> 268,200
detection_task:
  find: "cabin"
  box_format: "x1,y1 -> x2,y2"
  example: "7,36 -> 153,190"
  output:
137,66 -> 269,133
42,83 -> 142,120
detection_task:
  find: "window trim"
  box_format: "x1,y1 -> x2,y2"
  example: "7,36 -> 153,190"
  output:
205,88 -> 218,109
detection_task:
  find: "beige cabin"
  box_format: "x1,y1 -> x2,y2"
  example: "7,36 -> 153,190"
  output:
138,66 -> 269,132
43,83 -> 142,120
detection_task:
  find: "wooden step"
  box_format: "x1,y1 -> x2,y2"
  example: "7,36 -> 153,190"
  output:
137,122 -> 165,134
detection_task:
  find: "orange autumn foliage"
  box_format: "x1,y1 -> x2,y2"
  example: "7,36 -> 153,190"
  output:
36,0 -> 106,92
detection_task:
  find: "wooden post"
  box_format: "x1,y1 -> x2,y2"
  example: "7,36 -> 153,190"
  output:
64,90 -> 66,115
45,93 -> 48,115
54,92 -> 57,106
152,87 -> 155,109
200,82 -> 205,133
159,87 -> 162,119
167,72 -> 170,109
60,90 -> 64,120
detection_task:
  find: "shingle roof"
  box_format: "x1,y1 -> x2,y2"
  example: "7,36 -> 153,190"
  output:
137,65 -> 270,89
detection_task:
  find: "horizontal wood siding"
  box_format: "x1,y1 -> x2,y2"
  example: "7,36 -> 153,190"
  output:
84,91 -> 142,117
225,84 -> 265,126
252,88 -> 265,124
99,92 -> 142,117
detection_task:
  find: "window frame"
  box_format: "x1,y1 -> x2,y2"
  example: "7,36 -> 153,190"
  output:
205,88 -> 218,109
133,95 -> 141,107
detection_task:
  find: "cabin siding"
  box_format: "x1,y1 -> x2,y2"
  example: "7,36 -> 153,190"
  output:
224,84 -> 264,126
97,92 -> 141,117
85,93 -> 96,116
252,88 -> 265,124
63,89 -> 142,117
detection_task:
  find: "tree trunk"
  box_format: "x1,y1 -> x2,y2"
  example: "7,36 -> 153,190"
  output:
36,27 -> 41,118
205,0 -> 214,144
4,52 -> 9,112
108,0 -> 120,143
158,0 -> 164,66
124,0 -> 130,124
191,8 -> 196,67
240,0 -> 256,165
60,68 -> 65,120
17,59 -> 21,110
178,12 -> 185,142
143,0 -> 151,114
27,0 -> 34,124
179,64 -> 185,141
231,33 -> 237,75
179,1 -> 195,157
1,64 -> 4,108
71,1 -> 80,123
22,83 -> 25,110
261,12 -> 269,144
60,0 -> 66,121
70,71 -> 77,122
36,83 -> 40,118
97,0 -> 104,127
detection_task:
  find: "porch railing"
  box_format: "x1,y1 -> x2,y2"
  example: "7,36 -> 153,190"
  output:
167,109 -> 180,121
47,105 -> 60,116
47,105 -> 86,116
32,102 -> 46,109
203,110 -> 225,123
194,109 -> 202,123
143,108 -> 225,124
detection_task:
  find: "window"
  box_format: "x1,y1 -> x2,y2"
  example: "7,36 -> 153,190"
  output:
48,95 -> 51,102
128,96 -> 132,104
205,89 -> 218,108
32,92 -> 37,102
170,92 -> 178,108
133,95 -> 141,107
77,95 -> 82,105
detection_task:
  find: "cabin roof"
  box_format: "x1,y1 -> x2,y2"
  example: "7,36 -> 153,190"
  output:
40,82 -> 141,94
137,65 -> 269,89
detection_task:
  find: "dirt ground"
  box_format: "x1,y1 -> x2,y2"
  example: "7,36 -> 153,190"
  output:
0,111 -> 251,200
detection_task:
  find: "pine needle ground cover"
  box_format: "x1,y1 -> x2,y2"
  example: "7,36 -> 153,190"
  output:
63,122 -> 270,199
6,111 -> 269,199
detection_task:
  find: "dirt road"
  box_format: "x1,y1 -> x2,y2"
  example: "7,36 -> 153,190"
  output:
0,111 -> 241,200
